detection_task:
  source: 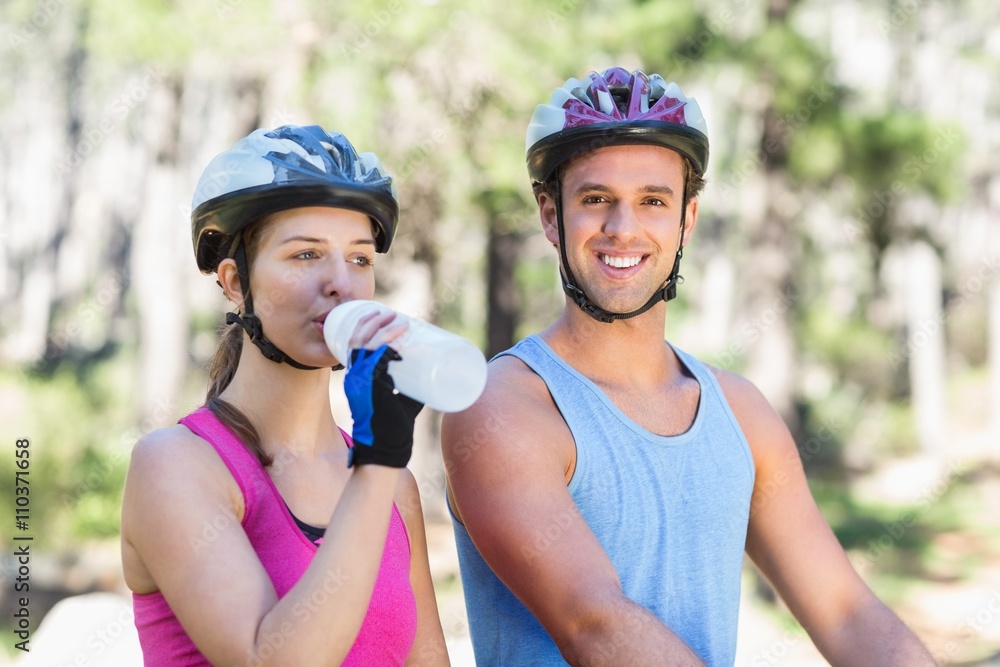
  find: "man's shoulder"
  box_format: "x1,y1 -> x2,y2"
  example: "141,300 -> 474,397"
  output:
666,344 -> 759,404
688,359 -> 792,459
441,342 -> 573,467
445,352 -> 557,432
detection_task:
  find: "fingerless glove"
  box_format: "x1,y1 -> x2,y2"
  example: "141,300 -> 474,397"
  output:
344,345 -> 423,468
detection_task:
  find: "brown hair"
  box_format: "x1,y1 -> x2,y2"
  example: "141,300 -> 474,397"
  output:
204,215 -> 278,467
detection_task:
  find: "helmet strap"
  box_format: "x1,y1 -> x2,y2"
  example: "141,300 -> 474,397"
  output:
227,240 -> 325,371
553,179 -> 687,324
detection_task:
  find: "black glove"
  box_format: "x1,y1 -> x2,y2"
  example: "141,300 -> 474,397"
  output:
344,345 -> 423,468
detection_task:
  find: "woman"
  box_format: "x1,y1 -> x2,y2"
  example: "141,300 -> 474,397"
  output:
121,125 -> 449,665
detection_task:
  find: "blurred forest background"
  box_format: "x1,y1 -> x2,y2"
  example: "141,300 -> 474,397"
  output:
1,0 -> 999,664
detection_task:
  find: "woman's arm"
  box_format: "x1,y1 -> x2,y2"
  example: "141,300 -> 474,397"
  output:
122,425 -> 400,667
395,469 -> 450,666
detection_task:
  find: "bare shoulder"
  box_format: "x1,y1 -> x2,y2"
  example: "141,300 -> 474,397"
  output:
704,364 -> 793,458
129,422 -> 217,468
442,353 -> 575,525
706,364 -> 768,415
442,353 -> 567,465
126,423 -> 237,496
122,421 -> 243,593
123,421 -> 243,532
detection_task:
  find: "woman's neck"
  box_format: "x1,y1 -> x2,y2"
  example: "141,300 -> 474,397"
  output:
218,348 -> 339,459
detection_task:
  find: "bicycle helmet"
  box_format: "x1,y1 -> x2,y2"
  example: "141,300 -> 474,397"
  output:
525,67 -> 709,322
191,125 -> 399,370
193,125 -> 398,273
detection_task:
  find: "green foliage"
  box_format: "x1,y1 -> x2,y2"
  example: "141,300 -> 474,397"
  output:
514,258 -> 562,339
85,0 -> 275,67
744,23 -> 833,110
800,308 -> 898,398
843,114 -> 965,201
0,358 -> 138,548
810,464 -> 994,601
787,123 -> 846,183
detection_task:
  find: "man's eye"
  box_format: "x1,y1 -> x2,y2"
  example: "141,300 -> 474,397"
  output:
583,195 -> 607,204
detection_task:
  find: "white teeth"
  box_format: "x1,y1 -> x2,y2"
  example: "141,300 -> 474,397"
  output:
602,254 -> 641,268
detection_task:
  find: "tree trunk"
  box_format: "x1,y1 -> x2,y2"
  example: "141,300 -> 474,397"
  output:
487,225 -> 520,359
132,76 -> 188,427
740,0 -> 801,429
905,240 -> 947,453
990,275 -> 1000,438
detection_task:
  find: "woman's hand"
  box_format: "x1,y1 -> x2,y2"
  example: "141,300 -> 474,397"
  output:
347,309 -> 408,351
344,344 -> 423,468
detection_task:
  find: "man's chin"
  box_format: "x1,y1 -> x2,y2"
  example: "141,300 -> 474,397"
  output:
576,289 -> 661,316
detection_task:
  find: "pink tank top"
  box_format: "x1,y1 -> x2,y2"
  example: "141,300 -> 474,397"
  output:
131,407 -> 417,665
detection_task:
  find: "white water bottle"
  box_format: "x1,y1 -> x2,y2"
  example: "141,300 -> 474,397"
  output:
324,300 -> 488,412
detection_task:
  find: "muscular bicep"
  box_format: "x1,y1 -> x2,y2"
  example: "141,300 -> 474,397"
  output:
442,362 -> 622,645
121,429 -> 279,664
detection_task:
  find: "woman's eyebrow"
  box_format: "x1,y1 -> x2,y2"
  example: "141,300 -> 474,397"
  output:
278,236 -> 375,247
279,235 -> 325,245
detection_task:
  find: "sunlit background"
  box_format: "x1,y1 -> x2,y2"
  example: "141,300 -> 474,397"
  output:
1,0 -> 998,664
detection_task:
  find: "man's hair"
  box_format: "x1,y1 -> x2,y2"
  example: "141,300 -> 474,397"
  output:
532,152 -> 707,204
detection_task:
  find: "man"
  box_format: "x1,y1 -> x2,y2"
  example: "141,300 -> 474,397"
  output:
442,67 -> 934,666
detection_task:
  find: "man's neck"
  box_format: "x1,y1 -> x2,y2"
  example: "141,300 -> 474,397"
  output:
540,302 -> 680,388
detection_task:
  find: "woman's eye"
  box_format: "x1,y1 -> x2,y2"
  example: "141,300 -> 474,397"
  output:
351,256 -> 374,267
295,250 -> 317,260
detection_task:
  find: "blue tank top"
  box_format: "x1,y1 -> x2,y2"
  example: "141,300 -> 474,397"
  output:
452,335 -> 755,666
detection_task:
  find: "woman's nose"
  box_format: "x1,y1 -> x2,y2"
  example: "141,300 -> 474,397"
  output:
321,255 -> 352,297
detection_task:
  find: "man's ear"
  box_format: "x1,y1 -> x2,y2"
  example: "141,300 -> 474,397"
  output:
681,197 -> 699,248
216,258 -> 245,308
538,190 -> 560,247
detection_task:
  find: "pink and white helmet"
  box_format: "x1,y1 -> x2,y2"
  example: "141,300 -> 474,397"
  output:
525,67 -> 709,184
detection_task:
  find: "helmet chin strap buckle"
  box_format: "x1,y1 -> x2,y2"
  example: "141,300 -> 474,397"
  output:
225,310 -> 326,371
564,274 -> 681,324
563,281 -> 616,324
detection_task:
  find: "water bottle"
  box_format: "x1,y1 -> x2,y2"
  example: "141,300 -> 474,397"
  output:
324,300 -> 488,412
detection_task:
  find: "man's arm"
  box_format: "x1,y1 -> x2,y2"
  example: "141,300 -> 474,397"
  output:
443,356 -> 705,667
715,368 -> 935,666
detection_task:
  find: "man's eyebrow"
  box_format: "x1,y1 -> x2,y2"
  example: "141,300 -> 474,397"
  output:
638,184 -> 676,197
572,183 -> 676,197
573,182 -> 613,196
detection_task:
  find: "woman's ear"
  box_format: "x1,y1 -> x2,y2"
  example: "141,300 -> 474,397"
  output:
216,258 -> 245,308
